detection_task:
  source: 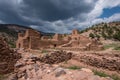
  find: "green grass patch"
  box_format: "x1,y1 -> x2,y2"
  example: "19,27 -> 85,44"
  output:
93,70 -> 120,80
111,74 -> 120,80
41,49 -> 48,53
104,43 -> 120,50
0,74 -> 5,80
114,46 -> 120,50
67,66 -> 81,70
93,70 -> 109,77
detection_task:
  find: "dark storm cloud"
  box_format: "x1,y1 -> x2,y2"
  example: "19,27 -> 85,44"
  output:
21,0 -> 96,21
0,1 -> 26,25
0,0 -> 97,33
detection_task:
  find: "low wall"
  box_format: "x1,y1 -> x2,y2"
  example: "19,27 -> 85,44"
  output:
39,50 -> 72,64
73,52 -> 120,73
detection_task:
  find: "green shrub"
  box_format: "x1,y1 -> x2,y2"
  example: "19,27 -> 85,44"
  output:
113,32 -> 120,41
8,41 -> 16,48
89,33 -> 95,38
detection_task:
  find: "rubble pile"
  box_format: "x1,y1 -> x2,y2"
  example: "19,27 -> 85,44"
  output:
0,37 -> 21,74
8,52 -> 112,80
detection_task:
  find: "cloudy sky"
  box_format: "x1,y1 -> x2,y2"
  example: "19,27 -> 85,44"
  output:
0,0 -> 120,33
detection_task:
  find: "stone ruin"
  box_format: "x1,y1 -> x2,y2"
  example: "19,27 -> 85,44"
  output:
16,29 -> 103,51
0,37 -> 21,74
16,29 -> 68,49
39,50 -> 72,64
10,51 -> 112,80
73,52 -> 120,73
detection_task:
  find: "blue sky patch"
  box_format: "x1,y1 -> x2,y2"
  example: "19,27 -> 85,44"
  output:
100,6 -> 120,18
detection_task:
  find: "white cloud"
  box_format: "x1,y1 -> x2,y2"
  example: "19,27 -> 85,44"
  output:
89,13 -> 120,26
0,20 -> 4,23
88,0 -> 120,20
106,13 -> 120,22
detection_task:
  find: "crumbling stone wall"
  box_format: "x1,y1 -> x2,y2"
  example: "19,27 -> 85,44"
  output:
41,36 -> 51,40
16,29 -> 41,49
73,53 -> 120,72
38,40 -> 69,48
86,39 -> 103,51
0,37 -> 21,74
53,33 -> 63,41
39,51 -> 72,64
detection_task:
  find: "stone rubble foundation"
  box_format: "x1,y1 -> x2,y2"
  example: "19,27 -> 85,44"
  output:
0,37 -> 21,74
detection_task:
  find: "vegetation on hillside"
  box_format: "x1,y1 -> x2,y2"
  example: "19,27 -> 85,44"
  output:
80,22 -> 120,41
0,24 -> 55,48
0,24 -> 29,48
103,43 -> 120,50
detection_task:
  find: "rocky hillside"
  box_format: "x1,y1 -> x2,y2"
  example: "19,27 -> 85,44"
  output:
0,24 -> 55,48
80,21 -> 120,41
0,24 -> 31,48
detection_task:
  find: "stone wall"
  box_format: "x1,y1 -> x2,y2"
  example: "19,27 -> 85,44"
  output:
73,52 -> 120,72
30,36 -> 41,49
53,33 -> 63,41
39,50 -> 72,64
25,29 -> 41,37
16,29 -> 41,49
38,40 -> 69,48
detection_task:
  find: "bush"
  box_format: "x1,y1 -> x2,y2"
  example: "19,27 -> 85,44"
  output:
113,32 -> 120,41
89,33 -> 95,38
8,41 -> 16,48
95,34 -> 100,39
101,31 -> 107,39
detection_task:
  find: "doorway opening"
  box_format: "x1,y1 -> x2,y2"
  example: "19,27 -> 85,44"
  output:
54,44 -> 57,47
